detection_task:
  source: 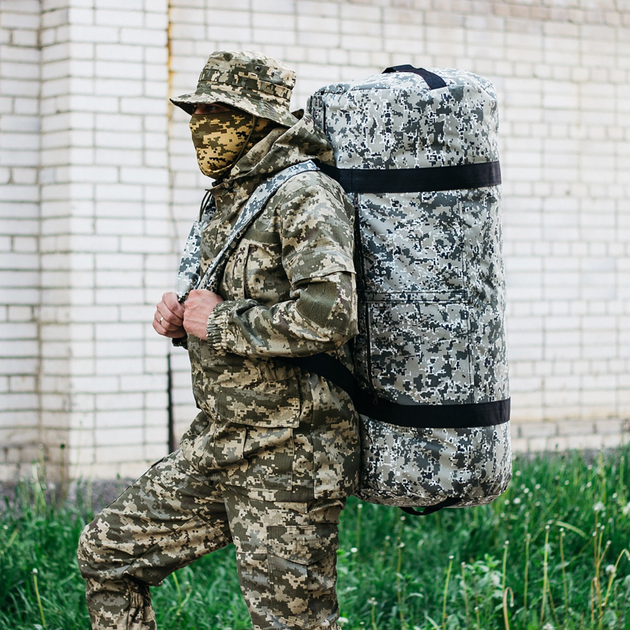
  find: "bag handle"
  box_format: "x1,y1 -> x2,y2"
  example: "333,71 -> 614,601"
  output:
383,65 -> 446,90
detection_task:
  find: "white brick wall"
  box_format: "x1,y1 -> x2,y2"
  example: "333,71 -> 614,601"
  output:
1,0 -> 629,481
0,0 -> 177,481
0,0 -> 42,481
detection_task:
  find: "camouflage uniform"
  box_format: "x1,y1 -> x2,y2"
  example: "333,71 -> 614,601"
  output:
78,51 -> 359,630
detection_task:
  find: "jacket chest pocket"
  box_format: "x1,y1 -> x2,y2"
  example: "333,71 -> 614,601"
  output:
222,239 -> 286,302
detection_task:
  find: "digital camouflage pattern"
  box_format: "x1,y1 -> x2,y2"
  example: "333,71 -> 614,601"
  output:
308,67 -> 511,508
358,418 -> 512,507
182,110 -> 359,504
79,113 -> 357,626
189,110 -> 275,179
308,67 -> 500,170
196,160 -> 320,294
354,186 -> 508,406
77,449 -> 344,629
176,162 -> 320,302
172,50 -> 299,127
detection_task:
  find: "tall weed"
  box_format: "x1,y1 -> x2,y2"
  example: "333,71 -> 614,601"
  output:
1,447 -> 628,629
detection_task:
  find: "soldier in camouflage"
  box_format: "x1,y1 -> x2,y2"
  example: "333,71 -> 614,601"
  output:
77,51 -> 360,629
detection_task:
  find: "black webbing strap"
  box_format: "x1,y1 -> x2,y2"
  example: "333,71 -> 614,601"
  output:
401,497 -> 462,516
291,354 -> 361,401
290,354 -> 511,430
317,161 -> 502,195
365,396 -> 510,430
291,354 -> 509,515
383,65 -> 447,90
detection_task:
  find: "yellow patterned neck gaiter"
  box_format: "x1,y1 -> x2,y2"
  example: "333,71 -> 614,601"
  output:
189,110 -> 275,179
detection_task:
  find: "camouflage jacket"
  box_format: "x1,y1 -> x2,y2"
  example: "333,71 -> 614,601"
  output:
180,112 -> 360,502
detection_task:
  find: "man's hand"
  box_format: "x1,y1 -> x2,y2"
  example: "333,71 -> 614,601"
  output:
183,290 -> 224,340
153,292 -> 186,338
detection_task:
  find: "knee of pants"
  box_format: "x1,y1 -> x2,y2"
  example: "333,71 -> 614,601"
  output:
77,521 -> 99,579
76,517 -> 125,582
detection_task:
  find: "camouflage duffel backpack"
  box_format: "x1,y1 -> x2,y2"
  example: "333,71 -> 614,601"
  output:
305,65 -> 512,515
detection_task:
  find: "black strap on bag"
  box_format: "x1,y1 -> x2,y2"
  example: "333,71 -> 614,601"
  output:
291,354 -> 510,430
383,64 -> 447,90
317,160 -> 501,195
400,497 -> 462,516
291,353 -> 509,516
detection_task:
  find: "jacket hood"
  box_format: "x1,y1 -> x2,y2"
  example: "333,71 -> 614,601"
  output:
215,111 -> 334,189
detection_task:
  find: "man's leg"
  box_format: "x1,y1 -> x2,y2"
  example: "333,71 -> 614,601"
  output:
77,450 -> 232,630
226,490 -> 345,630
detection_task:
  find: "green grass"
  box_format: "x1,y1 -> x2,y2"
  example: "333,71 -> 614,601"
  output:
1,446 -> 629,630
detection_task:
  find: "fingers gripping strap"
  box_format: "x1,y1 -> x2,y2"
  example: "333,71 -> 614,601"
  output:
196,160 -> 319,293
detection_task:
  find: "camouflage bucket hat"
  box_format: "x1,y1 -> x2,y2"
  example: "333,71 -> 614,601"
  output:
171,50 -> 299,127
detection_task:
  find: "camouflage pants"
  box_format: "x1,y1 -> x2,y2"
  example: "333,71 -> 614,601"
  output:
77,450 -> 344,630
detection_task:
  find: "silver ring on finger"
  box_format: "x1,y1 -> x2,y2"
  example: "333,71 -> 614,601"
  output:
159,315 -> 164,324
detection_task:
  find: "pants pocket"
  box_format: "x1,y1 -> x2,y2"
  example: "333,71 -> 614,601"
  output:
242,425 -> 295,492
266,524 -> 339,624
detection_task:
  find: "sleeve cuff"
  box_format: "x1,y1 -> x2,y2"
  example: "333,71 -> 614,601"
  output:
206,301 -> 232,354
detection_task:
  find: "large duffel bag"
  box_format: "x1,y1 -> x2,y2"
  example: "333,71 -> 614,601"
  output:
306,65 -> 512,514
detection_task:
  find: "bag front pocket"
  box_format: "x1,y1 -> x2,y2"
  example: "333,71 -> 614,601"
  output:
367,298 -> 472,404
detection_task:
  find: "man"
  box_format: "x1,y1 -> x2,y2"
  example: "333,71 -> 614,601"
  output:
77,50 -> 359,629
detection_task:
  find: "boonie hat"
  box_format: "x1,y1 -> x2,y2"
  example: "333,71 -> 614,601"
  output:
171,50 -> 298,127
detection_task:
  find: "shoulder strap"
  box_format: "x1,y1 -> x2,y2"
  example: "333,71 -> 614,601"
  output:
196,160 -> 319,292
176,193 -> 217,301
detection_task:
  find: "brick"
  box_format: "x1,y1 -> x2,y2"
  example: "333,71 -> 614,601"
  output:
94,60 -> 144,80
10,29 -> 39,47
2,12 -> 40,29
94,130 -> 143,149
68,24 -> 120,43
297,15 -> 339,33
120,97 -> 166,115
69,94 -> 119,113
95,428 -> 145,449
296,1 -> 339,17
0,77 -> 40,98
95,9 -> 144,28
1,0 -> 40,12
119,27 -> 167,47
252,0 -> 295,12
119,167 -> 168,185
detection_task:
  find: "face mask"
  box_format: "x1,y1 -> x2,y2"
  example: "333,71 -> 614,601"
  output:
189,110 -> 256,178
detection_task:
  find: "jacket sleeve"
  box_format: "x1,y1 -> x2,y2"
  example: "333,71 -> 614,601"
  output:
204,174 -> 357,358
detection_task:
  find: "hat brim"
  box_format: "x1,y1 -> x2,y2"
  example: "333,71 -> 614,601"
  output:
171,85 -> 298,127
